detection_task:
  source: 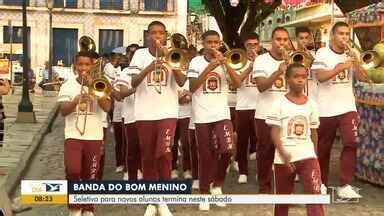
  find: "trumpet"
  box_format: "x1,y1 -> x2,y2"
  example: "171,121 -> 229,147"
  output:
343,41 -> 373,83
205,43 -> 247,71
281,41 -> 314,68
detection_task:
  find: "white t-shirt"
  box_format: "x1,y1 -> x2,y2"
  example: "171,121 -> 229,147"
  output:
57,76 -> 104,140
227,84 -> 237,108
112,71 -> 124,123
128,48 -> 179,121
178,80 -> 192,119
311,46 -> 356,117
116,68 -> 136,124
236,60 -> 259,110
104,62 -> 121,81
266,96 -> 319,164
252,53 -> 286,119
187,55 -> 230,124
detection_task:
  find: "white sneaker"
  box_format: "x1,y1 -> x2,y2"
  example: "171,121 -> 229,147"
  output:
183,170 -> 192,179
123,172 -> 129,180
249,152 -> 256,160
115,166 -> 124,173
82,211 -> 94,216
144,204 -> 157,216
192,180 -> 199,190
295,174 -> 300,182
337,185 -> 362,199
238,174 -> 247,184
232,161 -> 239,172
210,186 -> 226,207
171,169 -> 178,179
69,209 -> 82,216
137,170 -> 143,180
158,204 -> 172,216
321,184 -> 327,195
198,203 -> 210,211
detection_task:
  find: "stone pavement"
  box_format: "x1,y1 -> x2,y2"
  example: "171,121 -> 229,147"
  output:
0,87 -> 59,195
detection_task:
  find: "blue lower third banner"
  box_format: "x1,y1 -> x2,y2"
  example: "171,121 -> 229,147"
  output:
68,180 -> 193,194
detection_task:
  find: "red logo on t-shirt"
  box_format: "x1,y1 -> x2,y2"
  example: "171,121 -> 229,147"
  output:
203,72 -> 221,94
287,115 -> 308,139
331,69 -> 350,84
147,67 -> 169,87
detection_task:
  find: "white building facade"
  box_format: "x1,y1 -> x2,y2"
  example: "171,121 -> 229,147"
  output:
0,0 -> 187,70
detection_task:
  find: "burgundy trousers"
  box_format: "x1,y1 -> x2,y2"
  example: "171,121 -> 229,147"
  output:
171,118 -> 191,171
235,110 -> 257,175
64,139 -> 102,212
189,129 -> 199,180
255,119 -> 275,193
96,128 -> 107,180
195,120 -> 234,193
135,118 -> 177,180
317,111 -> 358,186
274,158 -> 324,216
113,121 -> 126,168
124,122 -> 141,180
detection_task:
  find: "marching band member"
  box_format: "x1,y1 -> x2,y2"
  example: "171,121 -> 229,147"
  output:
114,67 -> 141,181
235,32 -> 261,184
311,21 -> 366,199
58,51 -> 112,216
267,63 -> 324,216
171,80 -> 193,179
295,27 -> 317,100
187,30 -> 241,211
130,21 -> 186,216
253,27 -> 289,193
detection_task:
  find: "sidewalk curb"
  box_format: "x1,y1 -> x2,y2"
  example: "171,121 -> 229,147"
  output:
4,102 -> 60,196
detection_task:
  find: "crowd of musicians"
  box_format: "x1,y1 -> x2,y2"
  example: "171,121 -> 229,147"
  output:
57,20 -> 369,216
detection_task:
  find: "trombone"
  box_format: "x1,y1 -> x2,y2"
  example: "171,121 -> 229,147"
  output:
153,33 -> 190,94
343,41 -> 373,83
205,42 -> 247,71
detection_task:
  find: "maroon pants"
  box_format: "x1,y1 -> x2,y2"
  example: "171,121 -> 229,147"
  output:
230,107 -> 237,130
124,122 -> 141,180
274,158 -> 324,216
235,110 -> 257,175
189,129 -> 199,180
255,119 -> 275,193
136,118 -> 177,180
113,122 -> 126,168
195,120 -> 234,193
172,118 -> 191,171
96,128 -> 107,180
317,111 -> 358,186
64,139 -> 102,212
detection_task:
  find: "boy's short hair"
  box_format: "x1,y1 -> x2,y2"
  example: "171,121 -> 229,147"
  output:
295,26 -> 311,37
242,32 -> 260,43
286,63 -> 306,78
148,21 -> 166,31
272,27 -> 289,38
331,21 -> 349,35
75,51 -> 94,61
201,30 -> 220,40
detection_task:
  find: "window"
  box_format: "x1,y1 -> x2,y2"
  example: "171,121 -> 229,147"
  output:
3,26 -> 30,44
53,28 -> 78,66
99,30 -> 123,55
53,0 -> 77,8
144,0 -> 167,11
2,0 -> 29,6
100,0 -> 123,10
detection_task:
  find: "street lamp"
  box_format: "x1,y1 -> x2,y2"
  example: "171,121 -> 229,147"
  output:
16,0 -> 36,123
45,0 -> 54,92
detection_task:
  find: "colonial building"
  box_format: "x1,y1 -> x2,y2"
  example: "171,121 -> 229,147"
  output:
0,0 -> 187,71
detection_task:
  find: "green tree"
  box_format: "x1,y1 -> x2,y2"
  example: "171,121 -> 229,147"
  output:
204,0 -> 380,48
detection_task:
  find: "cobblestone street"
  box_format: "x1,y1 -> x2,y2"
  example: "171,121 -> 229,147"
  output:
13,115 -> 384,216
